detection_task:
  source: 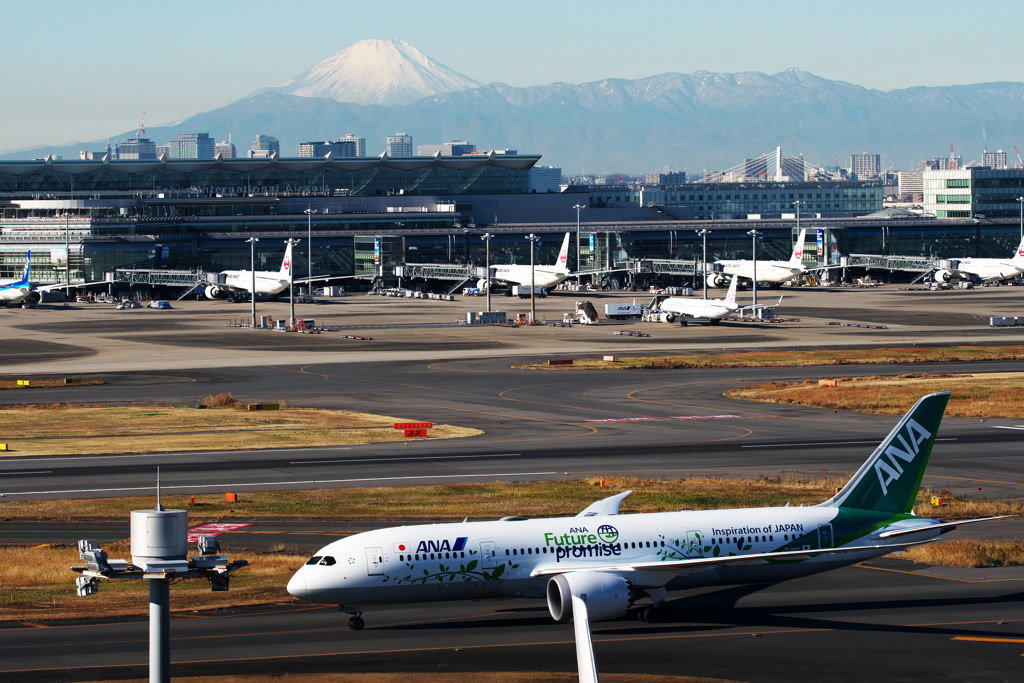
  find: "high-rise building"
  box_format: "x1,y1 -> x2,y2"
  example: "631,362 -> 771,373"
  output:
215,141 -> 236,159
850,153 -> 881,178
897,170 -> 923,200
115,137 -> 157,160
982,149 -> 1008,169
386,133 -> 413,157
165,133 -> 215,160
299,141 -> 334,158
528,166 -> 562,192
338,134 -> 365,157
249,134 -> 280,159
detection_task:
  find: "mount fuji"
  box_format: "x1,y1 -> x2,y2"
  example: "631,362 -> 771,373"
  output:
269,39 -> 481,106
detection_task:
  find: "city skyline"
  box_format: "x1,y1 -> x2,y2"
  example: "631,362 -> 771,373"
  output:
4,0 -> 1023,155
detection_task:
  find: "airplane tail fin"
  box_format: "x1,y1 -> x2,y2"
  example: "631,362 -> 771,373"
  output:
821,392 -> 950,514
556,233 -> 571,272
723,274 -> 739,304
17,251 -> 31,285
789,229 -> 807,266
1011,235 -> 1024,267
279,242 -> 293,278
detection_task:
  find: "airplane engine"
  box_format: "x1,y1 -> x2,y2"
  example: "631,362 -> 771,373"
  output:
545,571 -> 631,623
476,278 -> 490,290
204,285 -> 231,300
933,270 -> 953,283
708,273 -> 729,288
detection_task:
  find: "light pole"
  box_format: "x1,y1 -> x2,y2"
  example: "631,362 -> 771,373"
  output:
62,211 -> 71,294
304,208 -> 317,291
481,232 -> 493,312
747,229 -> 761,307
1017,196 -> 1023,240
573,202 -> 585,279
246,237 -> 259,328
286,238 -> 300,328
526,233 -> 540,323
696,228 -> 710,298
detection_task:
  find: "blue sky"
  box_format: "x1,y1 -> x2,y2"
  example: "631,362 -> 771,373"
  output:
3,0 -> 1022,153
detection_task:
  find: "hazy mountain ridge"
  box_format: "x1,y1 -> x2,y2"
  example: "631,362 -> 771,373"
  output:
8,60 -> 1024,172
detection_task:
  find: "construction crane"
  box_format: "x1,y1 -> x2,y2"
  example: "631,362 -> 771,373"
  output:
1014,145 -> 1024,169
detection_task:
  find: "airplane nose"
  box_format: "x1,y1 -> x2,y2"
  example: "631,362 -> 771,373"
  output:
286,571 -> 307,598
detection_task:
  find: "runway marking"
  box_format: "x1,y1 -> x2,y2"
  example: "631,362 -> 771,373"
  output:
291,453 -> 522,465
992,426 -> 1024,431
0,471 -> 51,475
952,636 -> 1024,644
0,448 -> 354,465
187,523 -> 253,543
746,438 -> 957,448
583,415 -> 742,423
1,471 -> 559,496
856,563 -> 1024,583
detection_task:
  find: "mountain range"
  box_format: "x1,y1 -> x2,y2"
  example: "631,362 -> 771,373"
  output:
8,39 -> 1024,174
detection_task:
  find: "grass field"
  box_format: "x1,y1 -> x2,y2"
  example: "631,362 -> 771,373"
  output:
0,395 -> 479,457
724,372 -> 1024,417
512,345 -> 1024,370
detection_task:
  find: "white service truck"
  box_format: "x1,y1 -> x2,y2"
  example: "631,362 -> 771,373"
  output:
604,302 -> 645,320
511,285 -> 548,298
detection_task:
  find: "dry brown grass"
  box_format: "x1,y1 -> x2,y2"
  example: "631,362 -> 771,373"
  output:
725,372 -> 1024,417
0,378 -> 104,390
82,675 -> 746,683
0,543 -> 307,622
513,345 -> 1024,370
0,403 -> 480,457
895,539 -> 1024,568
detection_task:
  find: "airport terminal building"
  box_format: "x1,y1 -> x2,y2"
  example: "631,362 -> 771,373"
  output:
0,156 -> 1020,290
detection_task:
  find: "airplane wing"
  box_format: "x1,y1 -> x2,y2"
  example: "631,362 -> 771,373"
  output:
531,538 -> 935,578
877,515 -> 1015,538
36,281 -> 108,291
294,274 -> 360,284
576,490 -> 632,517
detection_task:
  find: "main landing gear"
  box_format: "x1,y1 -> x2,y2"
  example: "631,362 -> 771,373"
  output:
340,603 -> 364,630
637,603 -> 670,623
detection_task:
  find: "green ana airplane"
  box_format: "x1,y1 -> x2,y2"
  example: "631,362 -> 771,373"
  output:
289,392 -> 1007,636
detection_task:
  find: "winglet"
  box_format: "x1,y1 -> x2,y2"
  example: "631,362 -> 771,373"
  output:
576,490 -> 632,517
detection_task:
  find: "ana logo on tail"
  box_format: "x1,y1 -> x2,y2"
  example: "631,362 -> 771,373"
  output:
874,418 -> 931,494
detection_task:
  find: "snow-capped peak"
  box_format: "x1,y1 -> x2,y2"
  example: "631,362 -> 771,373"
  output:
279,39 -> 482,105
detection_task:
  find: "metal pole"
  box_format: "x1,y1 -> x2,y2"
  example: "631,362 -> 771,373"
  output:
247,237 -> 259,328
149,578 -> 170,683
1019,196 -> 1023,240
527,233 -> 538,323
64,212 -> 71,293
286,238 -> 300,327
482,232 -> 492,312
573,203 -> 585,279
696,229 -> 709,298
747,229 -> 760,307
304,208 -> 316,290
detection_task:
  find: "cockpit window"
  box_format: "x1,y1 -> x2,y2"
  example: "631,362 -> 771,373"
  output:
318,556 -> 336,566
305,556 -> 322,565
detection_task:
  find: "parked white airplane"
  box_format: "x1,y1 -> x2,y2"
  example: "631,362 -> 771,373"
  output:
933,235 -> 1024,283
204,242 -> 295,299
288,392 -> 1007,641
711,228 -> 807,288
484,233 -> 572,290
0,252 -> 33,304
657,274 -> 740,325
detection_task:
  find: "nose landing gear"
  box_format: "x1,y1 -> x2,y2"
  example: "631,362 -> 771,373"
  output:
340,603 -> 364,630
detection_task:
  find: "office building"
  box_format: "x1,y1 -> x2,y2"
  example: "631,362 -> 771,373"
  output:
850,153 -> 881,178
529,166 -> 562,192
923,168 -> 1024,218
249,135 -> 280,159
418,141 -> 476,156
115,137 -> 157,160
897,171 -> 923,201
982,150 -> 1008,169
386,133 -> 413,157
215,141 -> 236,159
165,133 -> 215,160
338,134 -> 365,157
